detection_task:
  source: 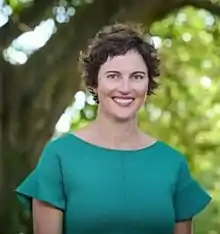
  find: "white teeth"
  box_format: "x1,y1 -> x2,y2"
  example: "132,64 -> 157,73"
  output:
113,98 -> 133,105
114,98 -> 133,103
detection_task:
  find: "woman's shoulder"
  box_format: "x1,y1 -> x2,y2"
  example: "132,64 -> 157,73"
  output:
43,133 -> 81,154
155,140 -> 188,166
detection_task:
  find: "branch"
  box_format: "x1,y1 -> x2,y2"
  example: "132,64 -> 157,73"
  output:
0,0 -> 57,50
186,0 -> 220,16
117,0 -> 187,23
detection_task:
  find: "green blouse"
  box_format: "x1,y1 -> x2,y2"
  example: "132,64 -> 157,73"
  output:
16,133 -> 211,234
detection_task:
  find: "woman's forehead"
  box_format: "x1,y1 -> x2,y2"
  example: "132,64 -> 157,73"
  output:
100,51 -> 148,73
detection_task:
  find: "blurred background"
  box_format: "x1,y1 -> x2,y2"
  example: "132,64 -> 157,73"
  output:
1,0 -> 220,233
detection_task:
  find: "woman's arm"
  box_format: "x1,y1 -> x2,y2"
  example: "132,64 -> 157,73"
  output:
32,199 -> 63,234
174,220 -> 193,234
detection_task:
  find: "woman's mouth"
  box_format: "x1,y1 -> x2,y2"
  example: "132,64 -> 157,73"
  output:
112,97 -> 134,107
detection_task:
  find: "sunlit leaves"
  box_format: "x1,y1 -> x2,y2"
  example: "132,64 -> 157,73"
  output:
3,0 -> 95,64
53,0 -> 76,23
149,7 -> 220,233
0,2 -> 13,27
3,19 -> 56,64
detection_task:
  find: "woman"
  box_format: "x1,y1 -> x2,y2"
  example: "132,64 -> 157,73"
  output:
16,23 -> 211,234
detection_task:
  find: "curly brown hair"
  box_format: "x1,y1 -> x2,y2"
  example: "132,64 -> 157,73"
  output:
80,23 -> 160,103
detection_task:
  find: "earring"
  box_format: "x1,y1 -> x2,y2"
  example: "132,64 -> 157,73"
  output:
88,87 -> 99,104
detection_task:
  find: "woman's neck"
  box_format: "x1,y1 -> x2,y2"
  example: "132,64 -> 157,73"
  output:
97,114 -> 138,136
75,111 -> 156,150
87,113 -> 147,149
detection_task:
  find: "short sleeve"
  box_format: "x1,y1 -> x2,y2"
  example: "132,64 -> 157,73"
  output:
15,142 -> 66,211
174,158 -> 211,222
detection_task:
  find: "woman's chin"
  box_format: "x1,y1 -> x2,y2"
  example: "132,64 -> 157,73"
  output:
111,111 -> 136,122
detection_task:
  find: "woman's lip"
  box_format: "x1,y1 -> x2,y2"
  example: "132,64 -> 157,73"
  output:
112,97 -> 134,99
112,97 -> 134,106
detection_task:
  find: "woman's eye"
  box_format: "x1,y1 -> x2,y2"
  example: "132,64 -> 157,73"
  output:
107,74 -> 117,79
133,75 -> 144,80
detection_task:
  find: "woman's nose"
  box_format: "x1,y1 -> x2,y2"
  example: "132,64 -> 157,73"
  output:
117,79 -> 131,94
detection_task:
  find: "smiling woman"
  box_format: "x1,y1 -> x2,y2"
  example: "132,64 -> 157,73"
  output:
82,24 -> 160,102
95,51 -> 149,120
15,23 -> 211,234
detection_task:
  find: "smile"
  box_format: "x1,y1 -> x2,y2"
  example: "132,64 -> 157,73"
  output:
112,97 -> 134,107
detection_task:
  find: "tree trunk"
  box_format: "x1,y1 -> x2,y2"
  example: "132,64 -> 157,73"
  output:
0,146 -> 33,234
0,0 -> 218,233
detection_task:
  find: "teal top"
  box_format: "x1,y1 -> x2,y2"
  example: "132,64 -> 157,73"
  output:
16,133 -> 211,234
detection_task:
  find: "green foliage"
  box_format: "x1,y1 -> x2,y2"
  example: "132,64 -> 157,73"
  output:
70,7 -> 220,234
6,0 -> 33,12
150,8 -> 220,233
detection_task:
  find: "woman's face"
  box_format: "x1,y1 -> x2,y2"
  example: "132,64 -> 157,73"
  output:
95,50 -> 149,121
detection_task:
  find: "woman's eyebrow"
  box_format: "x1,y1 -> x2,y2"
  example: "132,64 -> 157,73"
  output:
105,71 -> 146,74
131,71 -> 146,75
105,70 -> 120,74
